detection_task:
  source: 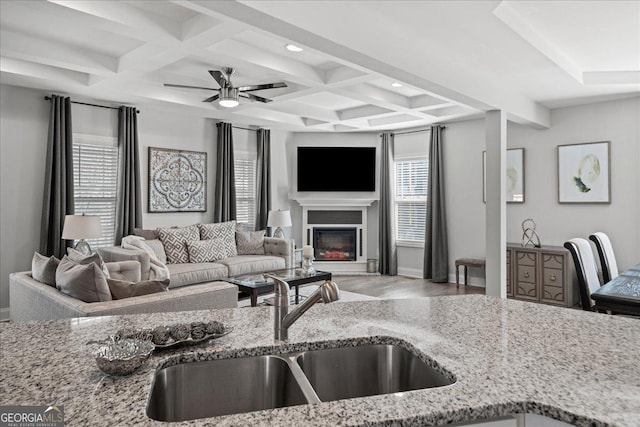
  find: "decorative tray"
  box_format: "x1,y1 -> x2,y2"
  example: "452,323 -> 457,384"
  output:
152,328 -> 233,350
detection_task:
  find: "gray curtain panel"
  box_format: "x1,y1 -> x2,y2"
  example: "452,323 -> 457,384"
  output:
378,132 -> 397,275
214,122 -> 236,222
424,126 -> 449,282
40,95 -> 74,258
114,106 -> 142,245
255,128 -> 271,231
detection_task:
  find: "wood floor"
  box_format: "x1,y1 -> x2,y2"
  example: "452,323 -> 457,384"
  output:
334,274 -> 485,299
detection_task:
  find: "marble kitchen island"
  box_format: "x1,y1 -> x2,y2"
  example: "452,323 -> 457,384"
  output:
1,295 -> 638,426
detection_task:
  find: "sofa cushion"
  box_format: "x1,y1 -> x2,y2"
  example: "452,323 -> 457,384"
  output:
31,252 -> 59,287
134,228 -> 160,240
67,248 -> 111,278
107,278 -> 169,300
236,230 -> 266,255
198,221 -> 237,258
144,239 -> 167,264
56,256 -> 112,303
158,225 -> 200,264
166,262 -> 228,288
217,255 -> 285,277
187,239 -> 228,263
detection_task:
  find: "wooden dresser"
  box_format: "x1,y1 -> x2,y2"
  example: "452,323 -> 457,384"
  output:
507,243 -> 578,308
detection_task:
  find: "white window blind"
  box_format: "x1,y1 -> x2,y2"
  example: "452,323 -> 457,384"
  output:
73,134 -> 118,249
234,152 -> 257,230
395,159 -> 428,243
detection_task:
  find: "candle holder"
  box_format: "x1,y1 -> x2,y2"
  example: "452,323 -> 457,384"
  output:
302,255 -> 315,275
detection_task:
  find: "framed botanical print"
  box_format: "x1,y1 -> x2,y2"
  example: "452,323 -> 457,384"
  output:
148,147 -> 207,212
557,141 -> 610,203
483,148 -> 525,203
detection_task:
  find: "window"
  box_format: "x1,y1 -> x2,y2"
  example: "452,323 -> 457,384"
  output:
234,151 -> 257,230
395,159 -> 428,244
73,134 -> 118,249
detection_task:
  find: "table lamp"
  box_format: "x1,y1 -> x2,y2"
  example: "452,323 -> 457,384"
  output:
62,214 -> 102,255
267,210 -> 292,239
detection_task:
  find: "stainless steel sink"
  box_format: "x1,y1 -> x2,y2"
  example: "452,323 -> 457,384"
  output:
147,355 -> 308,421
296,344 -> 454,401
147,343 -> 455,421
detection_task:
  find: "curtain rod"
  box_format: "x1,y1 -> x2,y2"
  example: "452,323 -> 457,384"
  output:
44,96 -> 140,114
379,126 -> 446,137
232,125 -> 257,132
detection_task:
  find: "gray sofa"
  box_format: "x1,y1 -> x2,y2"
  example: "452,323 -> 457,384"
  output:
9,272 -> 237,323
98,237 -> 295,288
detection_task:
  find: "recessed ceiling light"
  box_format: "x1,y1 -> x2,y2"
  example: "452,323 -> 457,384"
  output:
391,82 -> 403,88
285,44 -> 303,52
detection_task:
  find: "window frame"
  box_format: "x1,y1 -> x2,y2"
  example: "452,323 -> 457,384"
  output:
234,150 -> 258,231
394,155 -> 429,248
72,133 -> 119,250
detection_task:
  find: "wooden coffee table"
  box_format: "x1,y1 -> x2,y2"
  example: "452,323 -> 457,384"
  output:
227,268 -> 332,307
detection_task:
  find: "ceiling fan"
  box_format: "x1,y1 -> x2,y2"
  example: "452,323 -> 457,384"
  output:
164,67 -> 287,108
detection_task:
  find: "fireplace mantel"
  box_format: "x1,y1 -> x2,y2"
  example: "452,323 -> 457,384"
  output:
290,195 -> 377,207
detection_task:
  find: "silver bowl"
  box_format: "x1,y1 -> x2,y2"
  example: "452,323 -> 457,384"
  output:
94,338 -> 155,376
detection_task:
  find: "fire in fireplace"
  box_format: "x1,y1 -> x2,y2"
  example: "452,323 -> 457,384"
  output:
313,227 -> 357,261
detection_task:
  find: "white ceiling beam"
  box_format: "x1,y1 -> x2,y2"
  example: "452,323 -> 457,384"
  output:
582,71 -> 640,86
409,94 -> 450,110
338,105 -> 393,121
336,85 -> 410,109
368,114 -> 423,127
493,1 -> 584,84
0,57 -> 89,86
268,101 -> 340,123
48,0 -> 182,44
324,66 -> 373,87
0,30 -> 117,77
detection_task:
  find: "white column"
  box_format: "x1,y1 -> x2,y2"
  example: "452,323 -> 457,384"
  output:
485,110 -> 507,298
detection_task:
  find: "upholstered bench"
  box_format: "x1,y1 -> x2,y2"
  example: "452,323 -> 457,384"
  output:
454,257 -> 486,288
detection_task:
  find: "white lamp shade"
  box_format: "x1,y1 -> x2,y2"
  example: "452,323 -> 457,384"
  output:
267,210 -> 292,228
61,215 -> 102,240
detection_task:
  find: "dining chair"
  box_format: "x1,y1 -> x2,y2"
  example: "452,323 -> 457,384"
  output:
564,238 -> 602,311
588,232 -> 619,283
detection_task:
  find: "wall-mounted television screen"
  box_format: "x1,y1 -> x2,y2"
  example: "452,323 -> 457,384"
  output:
297,146 -> 376,192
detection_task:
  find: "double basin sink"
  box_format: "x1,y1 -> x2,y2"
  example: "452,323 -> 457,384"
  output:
147,342 -> 455,422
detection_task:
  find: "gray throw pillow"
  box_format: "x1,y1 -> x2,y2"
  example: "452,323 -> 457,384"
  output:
158,225 -> 200,264
107,278 -> 169,300
31,252 -> 60,287
67,248 -> 110,278
134,228 -> 160,240
56,256 -> 112,303
198,220 -> 237,258
236,230 -> 266,255
187,239 -> 229,263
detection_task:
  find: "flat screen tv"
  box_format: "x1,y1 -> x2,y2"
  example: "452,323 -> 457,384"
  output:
297,146 -> 376,192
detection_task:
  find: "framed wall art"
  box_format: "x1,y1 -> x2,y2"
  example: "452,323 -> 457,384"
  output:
148,147 -> 207,212
483,148 -> 525,203
557,141 -> 610,204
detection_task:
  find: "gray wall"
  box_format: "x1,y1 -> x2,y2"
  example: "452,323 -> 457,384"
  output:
445,96 -> 640,285
0,83 -> 291,318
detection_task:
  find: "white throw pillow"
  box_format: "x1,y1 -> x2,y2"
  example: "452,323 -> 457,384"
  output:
198,221 -> 237,258
187,239 -> 229,263
158,225 -> 200,264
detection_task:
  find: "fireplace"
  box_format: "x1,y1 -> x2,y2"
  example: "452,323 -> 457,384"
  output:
313,227 -> 357,262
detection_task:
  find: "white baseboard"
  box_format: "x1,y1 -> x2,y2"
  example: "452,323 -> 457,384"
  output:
398,267 -> 423,278
448,273 -> 486,288
0,308 -> 10,322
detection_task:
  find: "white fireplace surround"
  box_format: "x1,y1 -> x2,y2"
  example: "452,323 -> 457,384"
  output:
291,197 -> 377,273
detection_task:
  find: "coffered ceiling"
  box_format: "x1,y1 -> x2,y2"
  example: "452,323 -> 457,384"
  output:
1,1 -> 638,132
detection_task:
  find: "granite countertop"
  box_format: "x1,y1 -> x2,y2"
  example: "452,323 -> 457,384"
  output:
1,295 -> 638,426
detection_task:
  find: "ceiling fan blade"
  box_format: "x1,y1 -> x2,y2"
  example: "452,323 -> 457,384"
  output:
208,70 -> 226,87
164,83 -> 216,91
240,93 -> 272,103
237,82 -> 287,92
202,94 -> 220,103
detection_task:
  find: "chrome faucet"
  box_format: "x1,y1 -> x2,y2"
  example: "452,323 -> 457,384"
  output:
266,275 -> 340,341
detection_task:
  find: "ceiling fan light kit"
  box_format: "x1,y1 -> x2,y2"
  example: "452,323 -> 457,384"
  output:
164,67 -> 287,109
219,87 -> 239,108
